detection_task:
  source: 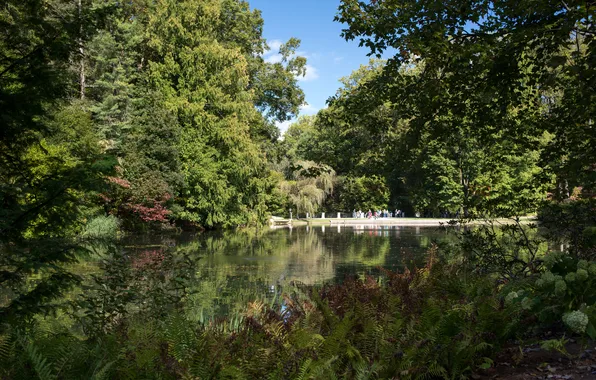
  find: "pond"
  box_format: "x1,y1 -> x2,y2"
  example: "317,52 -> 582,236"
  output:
82,225 -> 458,320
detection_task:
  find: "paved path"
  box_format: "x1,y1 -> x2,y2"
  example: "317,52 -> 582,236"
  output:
299,217 -> 535,226
306,218 -> 455,226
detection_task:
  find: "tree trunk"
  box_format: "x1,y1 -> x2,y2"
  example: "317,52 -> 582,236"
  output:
460,167 -> 469,218
558,178 -> 569,200
78,0 -> 85,99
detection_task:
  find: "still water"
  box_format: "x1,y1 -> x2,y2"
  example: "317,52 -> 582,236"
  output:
111,225 -> 456,319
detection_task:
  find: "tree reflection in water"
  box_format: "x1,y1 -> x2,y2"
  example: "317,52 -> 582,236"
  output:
78,226 -> 455,327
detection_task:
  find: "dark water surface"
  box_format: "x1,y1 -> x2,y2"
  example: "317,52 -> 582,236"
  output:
104,225 -> 457,319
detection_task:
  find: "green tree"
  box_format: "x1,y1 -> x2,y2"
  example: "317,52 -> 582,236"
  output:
283,4 -> 561,217
340,175 -> 390,211
0,0 -> 113,321
336,0 -> 594,198
139,0 -> 277,228
78,0 -> 309,228
279,161 -> 336,217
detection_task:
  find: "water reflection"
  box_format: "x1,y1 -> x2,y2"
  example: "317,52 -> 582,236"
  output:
88,226 -> 455,319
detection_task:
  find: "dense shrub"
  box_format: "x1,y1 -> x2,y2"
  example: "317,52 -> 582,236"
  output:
82,215 -> 120,239
505,251 -> 596,339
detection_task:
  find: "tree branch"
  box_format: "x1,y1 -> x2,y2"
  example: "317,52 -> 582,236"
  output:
0,32 -> 61,79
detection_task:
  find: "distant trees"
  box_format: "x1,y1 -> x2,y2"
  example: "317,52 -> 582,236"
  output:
330,0 -> 595,211
281,0 -> 596,216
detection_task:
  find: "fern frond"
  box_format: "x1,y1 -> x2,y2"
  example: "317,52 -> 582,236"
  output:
90,360 -> 116,380
310,355 -> 339,379
219,364 -> 247,379
190,357 -> 212,379
295,358 -> 312,380
165,314 -> 197,363
23,341 -> 56,380
0,334 -> 14,362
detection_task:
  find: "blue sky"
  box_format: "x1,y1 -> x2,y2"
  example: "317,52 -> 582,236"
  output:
249,0 -> 388,133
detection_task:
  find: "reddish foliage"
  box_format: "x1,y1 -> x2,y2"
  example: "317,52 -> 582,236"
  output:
100,174 -> 173,225
106,176 -> 131,189
128,201 -> 171,222
319,249 -> 438,319
132,249 -> 166,270
320,275 -> 387,317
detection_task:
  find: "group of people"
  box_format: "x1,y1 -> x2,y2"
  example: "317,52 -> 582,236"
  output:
352,209 -> 405,219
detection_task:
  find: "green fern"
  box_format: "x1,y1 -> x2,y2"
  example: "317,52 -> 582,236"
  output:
0,334 -> 14,362
23,341 -> 57,380
354,360 -> 383,380
295,358 -> 313,380
310,355 -> 339,380
50,339 -> 75,378
90,360 -> 116,380
189,356 -> 212,379
165,314 -> 198,363
319,312 -> 355,360
219,364 -> 247,379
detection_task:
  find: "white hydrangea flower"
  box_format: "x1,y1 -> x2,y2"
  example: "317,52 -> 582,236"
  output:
505,291 -> 519,304
562,311 -> 589,334
521,297 -> 533,310
565,272 -> 576,282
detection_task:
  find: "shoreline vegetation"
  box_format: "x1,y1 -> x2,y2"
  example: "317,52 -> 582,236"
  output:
2,0 -> 596,378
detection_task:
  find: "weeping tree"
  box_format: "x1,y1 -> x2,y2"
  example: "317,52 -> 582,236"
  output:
279,161 -> 336,217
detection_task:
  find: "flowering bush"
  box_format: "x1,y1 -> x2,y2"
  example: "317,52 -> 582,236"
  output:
506,251 -> 596,338
562,310 -> 589,334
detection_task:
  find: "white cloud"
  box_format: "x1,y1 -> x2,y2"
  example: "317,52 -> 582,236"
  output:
299,103 -> 319,115
295,51 -> 310,59
262,40 -> 284,63
276,120 -> 292,135
264,54 -> 283,64
334,56 -> 344,63
267,39 -> 283,52
297,65 -> 319,82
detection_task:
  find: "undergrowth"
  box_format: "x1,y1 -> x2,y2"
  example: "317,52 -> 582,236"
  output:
1,253 -> 524,379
